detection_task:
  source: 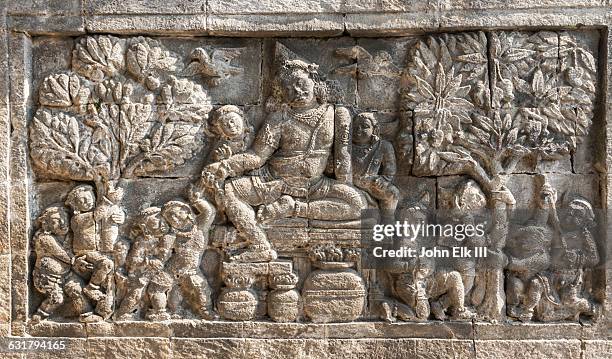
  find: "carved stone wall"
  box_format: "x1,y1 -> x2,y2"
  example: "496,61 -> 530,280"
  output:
1,1 -> 611,358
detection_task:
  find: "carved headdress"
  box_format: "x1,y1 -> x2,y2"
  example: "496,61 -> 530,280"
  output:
266,42 -> 330,110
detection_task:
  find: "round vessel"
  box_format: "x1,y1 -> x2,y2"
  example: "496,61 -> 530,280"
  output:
302,261 -> 366,323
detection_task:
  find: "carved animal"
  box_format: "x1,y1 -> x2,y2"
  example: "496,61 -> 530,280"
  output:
182,47 -> 245,86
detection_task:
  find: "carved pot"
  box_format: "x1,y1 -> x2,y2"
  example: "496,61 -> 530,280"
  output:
302,261 -> 366,323
267,285 -> 300,322
217,288 -> 258,321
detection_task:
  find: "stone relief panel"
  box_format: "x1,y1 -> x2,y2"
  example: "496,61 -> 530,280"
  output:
25,30 -> 604,327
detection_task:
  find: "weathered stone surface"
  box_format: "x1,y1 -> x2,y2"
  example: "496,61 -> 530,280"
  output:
9,32 -> 31,327
352,38 -> 416,110
438,8 -> 608,28
172,338 -> 247,358
475,339 -> 582,359
209,0 -> 344,14
0,255 -> 10,324
583,340 -> 612,359
345,13 -> 439,37
208,14 -> 344,36
86,0 -> 205,15
87,338 -> 171,358
7,0 -> 81,15
344,0 -> 438,13
7,15 -> 85,35
85,14 -> 206,34
0,7 -> 9,257
474,322 -> 583,340
442,0 -> 606,10
0,2 -> 610,358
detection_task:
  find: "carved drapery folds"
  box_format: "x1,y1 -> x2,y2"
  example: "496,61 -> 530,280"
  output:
28,31 -> 602,325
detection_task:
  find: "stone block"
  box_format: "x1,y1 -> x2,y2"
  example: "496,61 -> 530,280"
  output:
474,339 -> 582,359
208,14 -> 344,37
87,338 -> 172,358
344,0 -> 438,13
583,340 -> 612,359
221,261 -> 293,279
441,0 -> 605,10
86,14 -> 207,34
86,0 -> 205,15
171,338 -> 246,358
0,255 -> 9,323
345,13 -> 439,37
7,0 -> 81,15
209,0 -> 343,14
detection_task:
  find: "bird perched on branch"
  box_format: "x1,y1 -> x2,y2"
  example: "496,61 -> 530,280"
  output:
334,46 -> 401,79
182,47 -> 245,86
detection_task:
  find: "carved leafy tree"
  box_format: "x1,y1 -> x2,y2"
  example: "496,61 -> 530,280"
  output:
30,35 -> 213,197
401,31 -> 598,323
401,31 -> 597,190
401,32 -> 489,176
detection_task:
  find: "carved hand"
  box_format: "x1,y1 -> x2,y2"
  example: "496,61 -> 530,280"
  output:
214,143 -> 233,160
111,210 -> 126,224
491,185 -> 516,206
539,185 -> 558,208
73,256 -> 93,272
203,161 -> 230,181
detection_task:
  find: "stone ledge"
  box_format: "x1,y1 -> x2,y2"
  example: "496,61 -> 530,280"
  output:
207,14 -> 345,37
7,15 -> 85,35
23,320 -> 598,340
474,339 -> 583,359
85,14 -> 207,35
85,0 -> 206,16
474,322 -> 584,340
2,9 -> 609,36
1,338 -> 607,359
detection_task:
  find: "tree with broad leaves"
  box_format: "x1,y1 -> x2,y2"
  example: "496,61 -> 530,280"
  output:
401,31 -> 598,321
30,35 -> 213,203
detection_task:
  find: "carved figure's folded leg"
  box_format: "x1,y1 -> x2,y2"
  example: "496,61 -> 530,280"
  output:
306,182 -> 366,220
223,180 -> 277,262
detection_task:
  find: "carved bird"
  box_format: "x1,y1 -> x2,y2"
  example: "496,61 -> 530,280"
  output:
334,46 -> 401,79
182,47 -> 245,86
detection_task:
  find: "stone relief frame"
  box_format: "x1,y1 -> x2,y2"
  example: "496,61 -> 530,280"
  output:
1,2 -> 611,358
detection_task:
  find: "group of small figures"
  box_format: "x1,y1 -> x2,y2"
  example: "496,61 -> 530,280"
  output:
376,180 -> 601,323
32,183 -> 216,322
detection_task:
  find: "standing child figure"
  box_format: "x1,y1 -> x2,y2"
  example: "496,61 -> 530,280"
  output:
32,206 -> 72,322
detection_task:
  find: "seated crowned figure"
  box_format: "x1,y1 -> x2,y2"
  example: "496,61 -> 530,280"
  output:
202,44 -> 366,262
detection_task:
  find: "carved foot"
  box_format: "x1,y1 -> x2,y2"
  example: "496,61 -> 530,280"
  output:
395,303 -> 416,321
79,312 -> 104,323
198,309 -> 219,321
31,310 -> 48,324
115,312 -> 138,321
508,306 -> 533,322
256,195 -> 295,222
380,301 -> 396,323
431,301 -> 447,321
450,307 -> 476,321
146,309 -> 171,321
230,247 -> 278,263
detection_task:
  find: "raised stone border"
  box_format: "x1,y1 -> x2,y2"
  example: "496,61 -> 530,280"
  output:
1,1 -> 611,358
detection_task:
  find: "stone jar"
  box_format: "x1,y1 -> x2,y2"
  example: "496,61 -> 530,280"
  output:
302,261 -> 366,323
217,276 -> 258,321
268,273 -> 300,322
